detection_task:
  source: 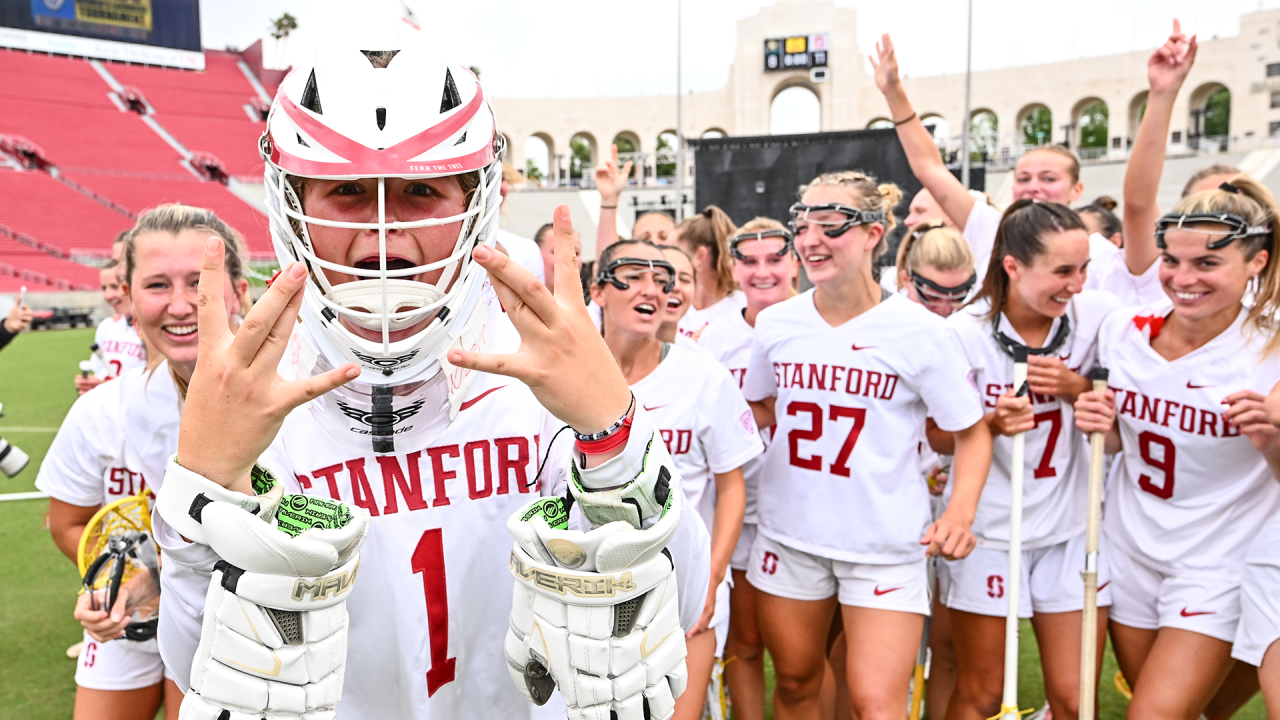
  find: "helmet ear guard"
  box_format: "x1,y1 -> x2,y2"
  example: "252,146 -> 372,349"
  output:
1154,211 -> 1271,250
595,257 -> 677,294
730,228 -> 794,260
789,202 -> 886,239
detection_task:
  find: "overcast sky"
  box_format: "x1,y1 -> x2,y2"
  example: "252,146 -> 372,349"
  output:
201,0 -> 1280,99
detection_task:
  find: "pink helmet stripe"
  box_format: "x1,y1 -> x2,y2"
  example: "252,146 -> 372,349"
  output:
276,72 -> 487,175
271,142 -> 495,178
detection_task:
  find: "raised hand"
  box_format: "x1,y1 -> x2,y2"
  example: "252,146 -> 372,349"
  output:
448,205 -> 632,435
1223,390 -> 1280,455
869,34 -> 901,95
177,238 -> 359,495
1148,19 -> 1197,97
594,144 -> 634,205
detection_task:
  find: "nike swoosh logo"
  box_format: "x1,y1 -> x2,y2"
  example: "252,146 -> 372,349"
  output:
851,344 -> 876,351
459,385 -> 506,412
640,627 -> 678,658
873,585 -> 902,596
643,405 -> 667,412
1180,608 -> 1215,617
1186,381 -> 1214,389
1098,581 -> 1111,591
224,599 -> 282,677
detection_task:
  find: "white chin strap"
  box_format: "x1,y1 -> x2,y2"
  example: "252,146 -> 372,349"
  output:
328,279 -> 446,331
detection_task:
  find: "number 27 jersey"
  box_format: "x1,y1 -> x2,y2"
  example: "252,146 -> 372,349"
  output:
1101,305 -> 1280,573
743,291 -> 984,564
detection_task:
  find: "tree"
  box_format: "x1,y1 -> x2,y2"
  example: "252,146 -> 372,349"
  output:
1021,106 -> 1052,147
1204,88 -> 1230,137
469,65 -> 481,80
525,159 -> 543,182
569,136 -> 592,179
656,132 -> 677,178
612,135 -> 637,154
1078,101 -> 1109,149
969,111 -> 997,161
270,12 -> 298,40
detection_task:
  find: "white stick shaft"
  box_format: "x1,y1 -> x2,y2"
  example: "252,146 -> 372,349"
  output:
1079,377 -> 1108,720
1002,361 -> 1028,720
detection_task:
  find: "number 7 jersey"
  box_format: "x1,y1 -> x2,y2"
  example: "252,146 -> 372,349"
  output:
1100,304 -> 1280,573
743,290 -> 984,564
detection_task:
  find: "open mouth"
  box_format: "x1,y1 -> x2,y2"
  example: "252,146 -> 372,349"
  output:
805,254 -> 831,268
751,280 -> 778,289
635,303 -> 657,316
163,323 -> 196,339
354,255 -> 417,273
666,297 -> 682,310
1173,290 -> 1208,303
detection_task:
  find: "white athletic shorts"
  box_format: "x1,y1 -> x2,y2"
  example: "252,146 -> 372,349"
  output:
942,532 -> 1111,618
74,630 -> 166,691
1233,557 -> 1280,665
730,522 -> 758,573
745,533 -> 929,615
1108,541 -> 1241,643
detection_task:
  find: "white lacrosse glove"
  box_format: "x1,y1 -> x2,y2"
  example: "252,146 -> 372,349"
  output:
505,432 -> 688,720
157,460 -> 368,720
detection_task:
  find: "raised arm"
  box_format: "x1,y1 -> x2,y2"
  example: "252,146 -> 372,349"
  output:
870,34 -> 976,230
1124,21 -> 1198,275
594,144 -> 634,252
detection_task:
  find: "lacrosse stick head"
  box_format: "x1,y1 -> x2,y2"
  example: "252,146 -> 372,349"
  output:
78,491 -> 160,639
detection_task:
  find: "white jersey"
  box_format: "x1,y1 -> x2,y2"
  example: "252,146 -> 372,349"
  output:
698,307 -> 771,524
631,343 -> 763,532
1088,250 -> 1167,307
963,202 -> 1123,296
92,315 -> 146,378
494,228 -> 545,283
947,291 -> 1117,549
1101,304 -> 1280,574
678,290 -> 746,342
743,290 -> 985,563
37,373 -> 136,507
153,296 -> 712,720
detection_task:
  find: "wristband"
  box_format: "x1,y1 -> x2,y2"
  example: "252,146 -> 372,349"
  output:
600,205 -> 617,209
572,393 -> 635,442
893,112 -> 917,126
573,394 -> 635,455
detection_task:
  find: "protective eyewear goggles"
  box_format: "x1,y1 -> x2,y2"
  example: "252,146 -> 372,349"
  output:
789,202 -> 886,239
596,257 -> 677,294
1154,212 -> 1271,250
730,228 -> 794,260
908,270 -> 976,307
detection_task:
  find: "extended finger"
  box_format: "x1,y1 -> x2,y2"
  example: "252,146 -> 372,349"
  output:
196,237 -> 234,359
232,262 -> 306,368
252,263 -> 310,369
550,205 -> 587,314
473,244 -> 558,330
447,349 -> 533,383
621,159 -> 634,182
282,363 -> 360,408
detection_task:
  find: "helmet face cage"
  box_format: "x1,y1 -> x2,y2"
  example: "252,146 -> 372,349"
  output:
1154,212 -> 1271,250
789,202 -> 886,239
261,49 -> 503,386
730,229 -> 794,260
595,257 -> 677,294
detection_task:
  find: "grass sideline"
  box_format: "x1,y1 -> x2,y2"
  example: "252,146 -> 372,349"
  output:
0,328 -> 1266,719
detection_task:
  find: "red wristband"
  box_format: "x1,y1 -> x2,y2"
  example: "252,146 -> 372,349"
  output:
574,415 -> 633,455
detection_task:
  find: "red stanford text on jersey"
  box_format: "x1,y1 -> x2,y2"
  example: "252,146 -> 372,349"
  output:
1114,387 -> 1241,438
773,362 -> 899,400
294,435 -> 540,516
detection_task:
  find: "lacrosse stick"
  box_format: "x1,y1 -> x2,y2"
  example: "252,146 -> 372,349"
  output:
78,490 -> 160,641
1000,346 -> 1029,720
1078,368 -> 1109,720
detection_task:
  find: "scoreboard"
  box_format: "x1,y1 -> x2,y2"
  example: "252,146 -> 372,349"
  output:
764,33 -> 828,72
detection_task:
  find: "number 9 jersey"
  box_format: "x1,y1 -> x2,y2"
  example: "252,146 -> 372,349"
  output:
742,290 -> 984,563
1101,304 -> 1280,573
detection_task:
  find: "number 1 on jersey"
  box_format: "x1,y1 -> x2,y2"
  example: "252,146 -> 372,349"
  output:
412,528 -> 456,695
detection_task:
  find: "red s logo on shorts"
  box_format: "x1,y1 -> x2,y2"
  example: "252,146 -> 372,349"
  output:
83,641 -> 97,668
987,575 -> 1004,599
761,551 -> 779,575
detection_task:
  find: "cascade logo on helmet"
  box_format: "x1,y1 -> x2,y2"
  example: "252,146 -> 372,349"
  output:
336,399 -> 425,427
352,349 -> 420,369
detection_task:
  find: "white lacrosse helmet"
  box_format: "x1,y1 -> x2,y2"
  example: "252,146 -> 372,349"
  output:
261,31 -> 503,386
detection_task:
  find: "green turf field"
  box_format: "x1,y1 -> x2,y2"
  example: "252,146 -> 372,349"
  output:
0,328 -> 1267,720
